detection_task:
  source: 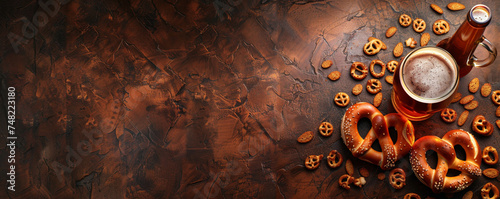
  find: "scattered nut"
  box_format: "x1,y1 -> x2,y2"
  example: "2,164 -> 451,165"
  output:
374,92 -> 383,107
321,60 -> 333,69
328,71 -> 341,81
431,4 -> 443,14
394,42 -> 403,57
464,100 -> 478,110
345,159 -> 354,176
377,172 -> 385,180
359,167 -> 369,178
385,75 -> 393,85
386,26 -> 397,38
483,168 -> 499,179
447,2 -> 466,11
462,191 -> 473,199
481,83 -> 492,97
352,84 -> 363,96
458,110 -> 469,127
297,131 -> 314,143
451,92 -> 462,103
459,95 -> 474,105
469,78 -> 480,93
420,32 -> 430,46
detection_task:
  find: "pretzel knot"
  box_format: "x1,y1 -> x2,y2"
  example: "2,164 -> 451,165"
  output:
410,129 -> 482,193
341,102 -> 415,170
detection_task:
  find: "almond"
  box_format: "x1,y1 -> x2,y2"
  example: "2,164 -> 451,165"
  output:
345,159 -> 354,176
352,84 -> 363,96
431,4 -> 443,14
462,191 -> 473,199
469,78 -> 479,93
458,110 -> 469,126
393,42 -> 403,57
496,106 -> 500,117
459,95 -> 474,105
328,71 -> 341,81
481,83 -> 492,97
451,92 -> 462,103
297,131 -> 314,143
359,167 -> 369,178
322,60 -> 333,69
377,172 -> 385,180
374,92 -> 382,107
447,2 -> 465,11
386,27 -> 397,38
421,33 -> 430,47
483,168 -> 500,179
464,100 -> 478,110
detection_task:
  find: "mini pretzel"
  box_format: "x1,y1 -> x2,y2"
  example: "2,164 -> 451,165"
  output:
440,108 -> 457,123
433,19 -> 450,35
387,60 -> 398,73
305,154 -> 323,170
481,183 -> 499,199
341,102 -> 415,170
483,146 -> 498,165
472,115 -> 494,136
327,150 -> 343,168
351,62 -> 368,80
413,18 -> 426,33
367,79 -> 382,94
404,193 -> 421,199
399,14 -> 412,27
492,90 -> 500,105
364,38 -> 383,55
389,168 -> 406,189
319,122 -> 334,137
334,92 -> 350,107
339,174 -> 354,190
369,60 -> 386,78
410,129 -> 481,193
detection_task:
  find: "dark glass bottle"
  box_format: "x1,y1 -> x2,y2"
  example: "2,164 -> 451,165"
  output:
436,4 -> 497,77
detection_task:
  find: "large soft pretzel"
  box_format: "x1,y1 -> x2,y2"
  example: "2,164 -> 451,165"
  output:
341,102 -> 415,170
410,129 -> 481,193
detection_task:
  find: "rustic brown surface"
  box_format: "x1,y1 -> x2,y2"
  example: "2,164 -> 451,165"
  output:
0,0 -> 499,198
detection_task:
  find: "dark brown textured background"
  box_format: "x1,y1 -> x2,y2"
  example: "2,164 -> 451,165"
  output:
0,0 -> 499,198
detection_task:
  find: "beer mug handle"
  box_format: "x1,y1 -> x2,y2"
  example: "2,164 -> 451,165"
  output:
470,36 -> 497,68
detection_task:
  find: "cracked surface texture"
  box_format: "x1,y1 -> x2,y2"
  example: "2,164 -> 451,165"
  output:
0,0 -> 499,198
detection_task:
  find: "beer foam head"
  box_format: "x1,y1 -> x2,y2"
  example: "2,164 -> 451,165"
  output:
402,48 -> 457,99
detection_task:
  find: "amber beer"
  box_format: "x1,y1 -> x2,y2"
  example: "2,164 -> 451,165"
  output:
437,4 -> 496,77
391,47 -> 459,121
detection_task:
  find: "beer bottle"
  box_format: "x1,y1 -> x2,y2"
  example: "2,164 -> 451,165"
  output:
436,4 -> 497,77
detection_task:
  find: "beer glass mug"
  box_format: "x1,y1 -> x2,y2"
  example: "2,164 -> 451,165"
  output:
391,47 -> 459,121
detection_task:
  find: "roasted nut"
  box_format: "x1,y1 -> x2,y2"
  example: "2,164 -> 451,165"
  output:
350,62 -> 368,80
369,60 -> 386,78
352,84 -> 363,96
440,108 -> 457,123
458,110 -> 469,127
420,32 -> 430,46
431,4 -> 443,14
462,190 -> 473,199
389,168 -> 406,189
345,159 -> 354,176
374,92 -> 382,107
327,150 -> 343,169
469,78 -> 480,93
359,167 -> 369,178
328,71 -> 341,81
483,146 -> 498,165
387,60 -> 398,73
394,42 -> 404,57
367,79 -> 382,94
460,95 -> 474,105
472,115 -> 494,136
319,122 -> 334,137
464,100 -> 478,110
496,106 -> 500,117
448,2 -> 465,11
305,154 -> 323,170
377,172 -> 385,180
451,92 -> 462,103
481,83 -> 492,97
483,168 -> 500,179
385,75 -> 393,85
497,120 -> 500,129
334,92 -> 350,107
297,131 -> 314,143
386,26 -> 397,38
399,14 -> 412,27
321,60 -> 333,69
339,174 -> 354,190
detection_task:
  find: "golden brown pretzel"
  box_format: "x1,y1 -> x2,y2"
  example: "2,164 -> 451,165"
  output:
351,62 -> 368,80
341,102 -> 415,170
482,182 -> 499,199
483,146 -> 498,165
410,129 -> 482,193
369,60 -> 386,78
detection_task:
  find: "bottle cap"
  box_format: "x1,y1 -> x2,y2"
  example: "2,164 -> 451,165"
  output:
469,4 -> 491,27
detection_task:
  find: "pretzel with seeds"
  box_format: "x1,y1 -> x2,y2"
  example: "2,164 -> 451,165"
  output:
341,102 -> 415,170
410,129 -> 481,193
